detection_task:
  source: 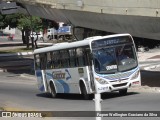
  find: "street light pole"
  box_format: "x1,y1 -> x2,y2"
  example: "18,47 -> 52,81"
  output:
94,93 -> 102,120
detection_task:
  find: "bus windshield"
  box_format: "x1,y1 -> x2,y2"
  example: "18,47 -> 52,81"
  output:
92,37 -> 138,74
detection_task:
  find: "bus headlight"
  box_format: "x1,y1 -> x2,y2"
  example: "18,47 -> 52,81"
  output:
95,77 -> 108,84
131,70 -> 140,80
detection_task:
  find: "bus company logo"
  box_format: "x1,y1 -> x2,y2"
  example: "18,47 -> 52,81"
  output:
52,72 -> 66,79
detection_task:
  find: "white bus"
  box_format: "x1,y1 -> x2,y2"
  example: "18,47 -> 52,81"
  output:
34,34 -> 141,99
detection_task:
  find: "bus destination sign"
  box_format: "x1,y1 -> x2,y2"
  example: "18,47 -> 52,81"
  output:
92,36 -> 132,48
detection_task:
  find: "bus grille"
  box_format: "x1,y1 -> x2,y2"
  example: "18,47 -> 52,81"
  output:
112,83 -> 127,87
110,78 -> 128,82
104,71 -> 134,80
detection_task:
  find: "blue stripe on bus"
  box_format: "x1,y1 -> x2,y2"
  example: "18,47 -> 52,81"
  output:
35,70 -> 44,91
57,80 -> 70,93
36,70 -> 42,77
46,72 -> 70,93
65,69 -> 71,80
39,85 -> 44,91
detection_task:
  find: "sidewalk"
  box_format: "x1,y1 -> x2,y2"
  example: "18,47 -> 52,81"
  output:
138,48 -> 160,62
138,48 -> 160,71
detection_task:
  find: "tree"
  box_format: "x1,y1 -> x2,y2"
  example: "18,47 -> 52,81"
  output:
17,15 -> 43,48
4,13 -> 20,28
0,12 -> 57,49
0,14 -> 8,29
0,14 -> 6,29
0,13 -> 43,49
0,13 -> 28,44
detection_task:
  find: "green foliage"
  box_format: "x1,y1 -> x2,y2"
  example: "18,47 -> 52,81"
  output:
31,16 -> 43,32
0,14 -> 7,29
0,13 -> 45,32
17,15 -> 42,31
0,15 -> 3,20
17,15 -> 43,32
3,13 -> 22,28
17,15 -> 31,30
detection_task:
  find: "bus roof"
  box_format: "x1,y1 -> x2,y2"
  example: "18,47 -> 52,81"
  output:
34,39 -> 91,54
34,33 -> 131,54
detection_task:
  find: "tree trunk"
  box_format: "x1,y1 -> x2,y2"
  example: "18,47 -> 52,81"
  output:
22,29 -> 26,44
25,30 -> 30,48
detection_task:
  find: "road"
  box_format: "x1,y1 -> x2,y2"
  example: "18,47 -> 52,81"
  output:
0,36 -> 160,120
0,72 -> 160,120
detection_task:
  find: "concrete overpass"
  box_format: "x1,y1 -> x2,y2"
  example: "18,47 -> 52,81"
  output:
2,0 -> 160,40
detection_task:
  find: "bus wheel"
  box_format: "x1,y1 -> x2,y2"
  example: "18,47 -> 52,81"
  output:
50,82 -> 57,98
119,88 -> 127,95
80,82 -> 90,100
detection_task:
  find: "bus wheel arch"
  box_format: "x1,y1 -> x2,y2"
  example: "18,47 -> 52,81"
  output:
49,81 -> 57,98
79,80 -> 90,100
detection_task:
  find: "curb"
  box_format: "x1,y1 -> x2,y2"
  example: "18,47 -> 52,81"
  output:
0,69 -> 36,80
0,68 -> 7,72
144,64 -> 160,70
139,59 -> 160,62
37,42 -> 53,46
129,86 -> 160,93
0,52 -> 33,57
20,74 -> 36,80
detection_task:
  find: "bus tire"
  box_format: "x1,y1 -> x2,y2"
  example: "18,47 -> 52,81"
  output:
50,82 -> 57,98
80,82 -> 90,100
119,88 -> 127,95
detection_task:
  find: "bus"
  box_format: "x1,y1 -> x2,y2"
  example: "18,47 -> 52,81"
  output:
34,34 -> 141,99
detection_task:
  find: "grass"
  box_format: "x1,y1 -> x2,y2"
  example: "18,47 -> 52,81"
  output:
0,48 -> 33,54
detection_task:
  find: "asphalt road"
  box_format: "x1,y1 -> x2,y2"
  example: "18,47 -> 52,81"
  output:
0,72 -> 160,120
0,36 -> 160,120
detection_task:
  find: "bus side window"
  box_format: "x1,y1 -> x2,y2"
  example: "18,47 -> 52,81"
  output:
47,52 -> 52,69
39,53 -> 47,70
53,51 -> 61,68
34,54 -> 40,70
76,48 -> 85,67
69,49 -> 76,67
85,48 -> 92,66
50,52 -> 54,69
61,50 -> 70,68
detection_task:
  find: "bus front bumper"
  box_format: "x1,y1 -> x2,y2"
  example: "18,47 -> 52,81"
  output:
96,79 -> 141,93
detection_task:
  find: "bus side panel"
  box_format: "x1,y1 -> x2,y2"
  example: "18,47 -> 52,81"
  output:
45,69 -> 74,93
35,70 -> 45,92
44,67 -> 90,94
65,67 -> 90,94
45,70 -> 65,93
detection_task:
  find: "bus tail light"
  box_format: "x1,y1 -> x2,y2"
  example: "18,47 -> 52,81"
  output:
133,81 -> 140,84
